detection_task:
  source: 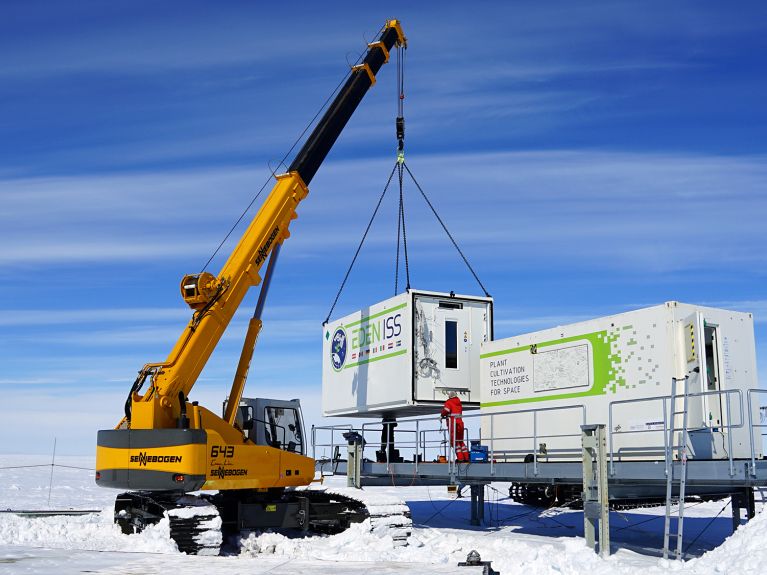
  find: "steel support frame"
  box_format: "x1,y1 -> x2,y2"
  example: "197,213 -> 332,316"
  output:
731,487 -> 756,531
581,424 -> 610,557
469,484 -> 486,526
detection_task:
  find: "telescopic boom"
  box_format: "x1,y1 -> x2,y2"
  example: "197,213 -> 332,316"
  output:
123,20 -> 406,431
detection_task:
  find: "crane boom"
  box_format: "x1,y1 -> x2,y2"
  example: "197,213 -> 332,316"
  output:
125,20 -> 406,431
96,22 -> 413,552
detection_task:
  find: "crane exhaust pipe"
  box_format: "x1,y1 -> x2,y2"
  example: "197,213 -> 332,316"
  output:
177,391 -> 190,429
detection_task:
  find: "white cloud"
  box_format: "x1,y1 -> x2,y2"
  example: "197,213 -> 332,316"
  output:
0,308 -> 187,327
0,8 -> 371,79
2,150 -> 764,274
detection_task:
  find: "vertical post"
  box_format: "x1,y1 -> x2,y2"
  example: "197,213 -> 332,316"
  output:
662,397 -> 669,476
490,413 -> 495,476
731,488 -> 756,532
343,431 -> 363,489
581,424 -> 610,557
597,424 -> 609,556
747,390 -> 756,477
469,484 -> 485,526
725,392 -> 734,477
415,419 -> 420,473
732,491 -> 743,532
449,415 -> 457,485
608,404 -> 614,476
533,411 -> 538,476
47,437 -> 57,507
663,378 -> 678,559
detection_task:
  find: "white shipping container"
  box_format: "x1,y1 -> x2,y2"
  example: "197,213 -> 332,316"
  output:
480,302 -> 761,461
323,290 -> 493,418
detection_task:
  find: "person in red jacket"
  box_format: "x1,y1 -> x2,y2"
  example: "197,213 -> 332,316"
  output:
441,391 -> 469,462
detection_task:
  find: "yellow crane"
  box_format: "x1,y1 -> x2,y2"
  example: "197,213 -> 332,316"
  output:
95,20 -> 409,554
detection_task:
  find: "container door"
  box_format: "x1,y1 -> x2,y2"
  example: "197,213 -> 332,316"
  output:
681,311 -> 706,428
413,296 -> 472,400
702,321 -> 725,428
437,308 -> 470,390
681,311 -> 728,458
682,311 -> 726,428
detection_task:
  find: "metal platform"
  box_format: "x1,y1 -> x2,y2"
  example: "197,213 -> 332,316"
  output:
313,386 -> 767,558
313,457 -> 767,503
317,458 -> 767,489
313,386 -> 767,494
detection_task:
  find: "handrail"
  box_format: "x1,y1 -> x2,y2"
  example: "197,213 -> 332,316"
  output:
310,404 -> 587,479
608,388 -> 744,476
310,386 -> 766,482
748,389 -> 767,477
334,404 -> 586,477
311,424 -> 352,460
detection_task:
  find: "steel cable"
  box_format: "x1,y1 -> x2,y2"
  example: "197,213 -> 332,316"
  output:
199,36 -> 377,274
394,163 -> 411,294
324,163 -> 399,324
402,163 -> 490,297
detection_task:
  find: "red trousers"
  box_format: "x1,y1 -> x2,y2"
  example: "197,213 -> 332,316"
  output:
449,418 -> 469,462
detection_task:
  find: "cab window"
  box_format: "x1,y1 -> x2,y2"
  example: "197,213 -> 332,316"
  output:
264,407 -> 304,454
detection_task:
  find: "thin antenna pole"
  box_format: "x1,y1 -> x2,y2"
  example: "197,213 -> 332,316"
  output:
47,437 -> 57,507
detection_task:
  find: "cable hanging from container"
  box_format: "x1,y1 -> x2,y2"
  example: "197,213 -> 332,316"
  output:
324,164 -> 399,324
325,40 -> 491,319
402,162 -> 491,297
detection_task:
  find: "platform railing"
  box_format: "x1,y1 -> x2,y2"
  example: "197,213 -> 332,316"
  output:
311,403 -> 586,478
459,404 -> 587,476
311,386 -> 765,480
359,421 -> 431,472
311,424 -> 353,461
358,405 -> 587,477
608,388 -> 744,477
747,389 -> 767,477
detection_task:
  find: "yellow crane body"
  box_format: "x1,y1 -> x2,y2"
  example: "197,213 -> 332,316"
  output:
94,23 -> 410,551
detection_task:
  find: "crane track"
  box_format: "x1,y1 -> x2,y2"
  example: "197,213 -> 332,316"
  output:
113,487 -> 412,554
115,492 -> 222,555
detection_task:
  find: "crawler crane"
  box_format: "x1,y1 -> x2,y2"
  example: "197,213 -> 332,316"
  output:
95,20 -> 410,554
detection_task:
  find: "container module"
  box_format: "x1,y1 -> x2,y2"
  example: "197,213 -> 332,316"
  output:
480,301 -> 760,462
323,289 -> 493,418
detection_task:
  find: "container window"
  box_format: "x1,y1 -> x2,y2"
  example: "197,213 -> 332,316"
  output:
439,301 -> 463,310
445,320 -> 458,369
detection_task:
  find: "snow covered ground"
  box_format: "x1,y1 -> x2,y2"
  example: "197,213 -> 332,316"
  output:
1,454 -> 766,574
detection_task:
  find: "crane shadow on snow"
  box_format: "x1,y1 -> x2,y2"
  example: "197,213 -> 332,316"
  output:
405,497 -> 735,558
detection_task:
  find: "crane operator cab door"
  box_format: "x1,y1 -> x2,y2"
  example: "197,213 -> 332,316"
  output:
229,398 -> 306,455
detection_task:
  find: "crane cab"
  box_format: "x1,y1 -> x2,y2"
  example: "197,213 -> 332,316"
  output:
229,398 -> 306,456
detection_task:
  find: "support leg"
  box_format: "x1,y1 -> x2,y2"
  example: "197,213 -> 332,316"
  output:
470,484 -> 485,526
378,417 -> 398,463
732,488 -> 755,532
581,424 -> 610,557
747,487 -> 756,520
470,484 -> 478,526
731,492 -> 742,532
478,485 -> 485,524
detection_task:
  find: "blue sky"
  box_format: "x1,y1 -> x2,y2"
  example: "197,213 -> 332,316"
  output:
1,1 -> 765,454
